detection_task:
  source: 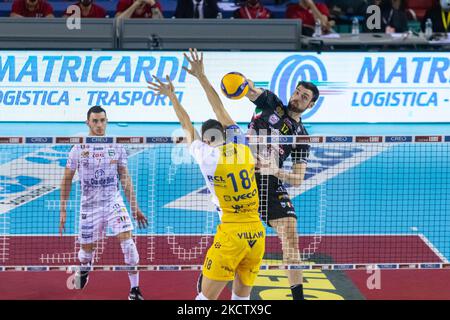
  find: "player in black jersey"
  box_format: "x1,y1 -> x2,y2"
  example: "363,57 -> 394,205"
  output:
245,79 -> 319,300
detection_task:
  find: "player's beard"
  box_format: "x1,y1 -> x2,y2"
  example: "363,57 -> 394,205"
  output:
287,100 -> 306,114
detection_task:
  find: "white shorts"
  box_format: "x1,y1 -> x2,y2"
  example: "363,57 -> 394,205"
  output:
78,197 -> 134,245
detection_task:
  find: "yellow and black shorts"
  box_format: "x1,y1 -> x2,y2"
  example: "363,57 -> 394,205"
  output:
202,221 -> 265,287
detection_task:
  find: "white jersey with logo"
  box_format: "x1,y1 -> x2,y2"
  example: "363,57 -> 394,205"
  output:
66,143 -> 133,243
67,144 -> 127,206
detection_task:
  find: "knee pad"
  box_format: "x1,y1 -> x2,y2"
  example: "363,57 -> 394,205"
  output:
78,249 -> 93,265
120,238 -> 139,266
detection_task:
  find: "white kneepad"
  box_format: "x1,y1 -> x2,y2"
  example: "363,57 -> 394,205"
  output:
78,249 -> 93,265
121,238 -> 139,266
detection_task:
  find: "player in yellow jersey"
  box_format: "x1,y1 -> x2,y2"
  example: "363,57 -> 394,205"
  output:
147,48 -> 265,300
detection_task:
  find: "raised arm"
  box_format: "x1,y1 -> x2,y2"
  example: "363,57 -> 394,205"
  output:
183,48 -> 236,128
147,75 -> 199,145
245,78 -> 264,102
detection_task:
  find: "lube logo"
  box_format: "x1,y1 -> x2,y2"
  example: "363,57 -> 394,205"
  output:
270,55 -> 327,120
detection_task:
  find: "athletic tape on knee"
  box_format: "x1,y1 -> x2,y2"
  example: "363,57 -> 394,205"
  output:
78,249 -> 93,264
120,238 -> 139,266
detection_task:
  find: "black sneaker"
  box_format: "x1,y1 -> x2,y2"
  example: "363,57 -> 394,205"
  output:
128,287 -> 144,300
74,266 -> 90,290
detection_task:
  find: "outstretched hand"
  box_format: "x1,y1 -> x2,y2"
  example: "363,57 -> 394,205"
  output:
147,75 -> 175,97
133,208 -> 149,229
182,48 -> 205,79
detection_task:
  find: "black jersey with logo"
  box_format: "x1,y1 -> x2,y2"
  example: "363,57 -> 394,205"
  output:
248,90 -> 310,168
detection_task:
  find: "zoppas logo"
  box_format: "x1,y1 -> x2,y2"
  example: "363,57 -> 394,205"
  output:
270,55 -> 327,120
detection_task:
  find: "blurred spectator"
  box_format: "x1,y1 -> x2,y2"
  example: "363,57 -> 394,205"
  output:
327,0 -> 367,17
233,0 -> 272,19
174,0 -> 220,19
380,0 -> 409,33
10,0 -> 54,17
116,0 -> 164,19
421,0 -> 450,33
286,0 -> 334,35
64,0 -> 107,18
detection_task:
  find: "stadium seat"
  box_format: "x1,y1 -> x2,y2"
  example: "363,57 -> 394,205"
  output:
408,0 -> 434,21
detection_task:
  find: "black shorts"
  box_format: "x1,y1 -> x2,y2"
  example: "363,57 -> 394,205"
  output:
255,173 -> 297,227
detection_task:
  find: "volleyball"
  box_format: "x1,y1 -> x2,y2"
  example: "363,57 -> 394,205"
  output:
220,72 -> 249,100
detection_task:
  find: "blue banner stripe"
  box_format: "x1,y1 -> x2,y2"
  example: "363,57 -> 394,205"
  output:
85,137 -> 114,144
325,136 -> 353,143
385,136 -> 413,142
25,137 -> 53,144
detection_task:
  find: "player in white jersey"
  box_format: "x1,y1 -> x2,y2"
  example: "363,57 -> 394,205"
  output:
59,106 -> 148,300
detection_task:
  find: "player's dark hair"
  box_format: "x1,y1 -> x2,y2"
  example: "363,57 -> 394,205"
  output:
87,106 -> 107,120
297,81 -> 320,102
201,119 -> 224,143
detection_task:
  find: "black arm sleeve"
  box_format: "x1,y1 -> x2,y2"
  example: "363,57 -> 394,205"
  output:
253,90 -> 285,112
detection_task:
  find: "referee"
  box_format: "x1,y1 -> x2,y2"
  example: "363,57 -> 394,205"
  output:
245,79 -> 319,300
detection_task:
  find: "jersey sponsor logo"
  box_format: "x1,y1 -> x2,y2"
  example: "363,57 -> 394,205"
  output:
231,189 -> 258,202
207,175 -> 226,187
85,176 -> 115,187
237,231 -> 264,240
94,169 -> 105,179
284,118 -> 292,128
278,194 -> 290,201
117,216 -> 129,223
81,159 -> 89,168
247,240 -> 257,248
93,152 -> 104,158
268,114 -> 280,125
93,147 -> 104,151
270,54 -> 326,120
221,266 -> 234,274
275,106 -> 285,117
232,204 -> 243,213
